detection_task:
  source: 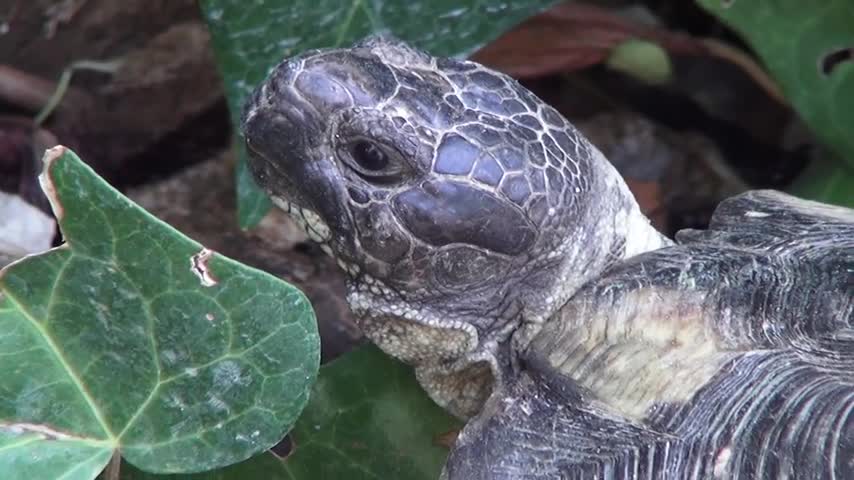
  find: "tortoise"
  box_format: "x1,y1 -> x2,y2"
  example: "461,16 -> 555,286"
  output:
240,35 -> 854,479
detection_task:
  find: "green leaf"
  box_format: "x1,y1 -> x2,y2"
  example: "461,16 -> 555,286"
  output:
696,0 -> 854,172
0,430 -> 112,480
122,346 -> 462,480
789,154 -> 854,207
200,0 -> 562,229
605,39 -> 673,86
282,345 -> 461,478
233,141 -> 272,229
0,147 -> 320,479
122,451 -> 291,480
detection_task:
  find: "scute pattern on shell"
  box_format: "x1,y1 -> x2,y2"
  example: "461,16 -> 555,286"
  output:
445,191 -> 854,479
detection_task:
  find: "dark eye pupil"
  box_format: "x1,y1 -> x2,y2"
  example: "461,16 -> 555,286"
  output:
352,141 -> 388,171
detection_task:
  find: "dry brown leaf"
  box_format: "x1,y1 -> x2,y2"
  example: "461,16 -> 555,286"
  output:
472,3 -> 706,78
471,2 -> 783,105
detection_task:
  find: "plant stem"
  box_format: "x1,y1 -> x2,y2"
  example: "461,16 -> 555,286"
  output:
34,58 -> 123,126
104,451 -> 121,480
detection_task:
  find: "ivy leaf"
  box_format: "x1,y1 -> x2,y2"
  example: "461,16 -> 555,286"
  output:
122,346 -> 462,480
281,345 -> 461,478
788,153 -> 854,207
696,0 -> 854,204
0,147 -> 320,479
200,0 -> 561,229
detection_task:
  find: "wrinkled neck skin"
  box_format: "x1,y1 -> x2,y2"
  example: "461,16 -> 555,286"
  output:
347,146 -> 673,420
507,146 -> 673,386
516,146 -> 673,334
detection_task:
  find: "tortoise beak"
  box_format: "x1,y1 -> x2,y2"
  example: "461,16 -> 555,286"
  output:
239,47 -> 401,263
241,60 -> 357,255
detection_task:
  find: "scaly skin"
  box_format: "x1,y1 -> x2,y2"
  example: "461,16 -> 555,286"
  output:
241,36 -> 854,479
241,35 -> 668,418
447,191 -> 854,479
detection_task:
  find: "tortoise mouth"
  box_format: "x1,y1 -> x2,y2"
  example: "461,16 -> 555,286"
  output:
270,194 -> 365,277
269,195 -> 331,244
244,145 -> 332,241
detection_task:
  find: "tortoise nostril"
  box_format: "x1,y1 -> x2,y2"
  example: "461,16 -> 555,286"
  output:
348,187 -> 370,204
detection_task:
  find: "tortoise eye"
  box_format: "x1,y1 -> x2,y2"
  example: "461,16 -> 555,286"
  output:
351,140 -> 389,172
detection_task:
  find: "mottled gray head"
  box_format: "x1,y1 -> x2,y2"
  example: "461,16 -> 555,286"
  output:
241,36 -> 661,416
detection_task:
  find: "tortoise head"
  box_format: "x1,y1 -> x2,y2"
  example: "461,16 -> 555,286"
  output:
241,36 -> 665,417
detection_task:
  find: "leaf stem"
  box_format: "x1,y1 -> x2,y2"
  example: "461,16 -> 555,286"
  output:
103,451 -> 121,480
34,58 -> 123,126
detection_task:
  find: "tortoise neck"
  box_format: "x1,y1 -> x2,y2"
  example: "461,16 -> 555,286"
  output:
511,147 -> 672,357
592,144 -> 673,260
527,147 -> 672,322
621,204 -> 674,257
